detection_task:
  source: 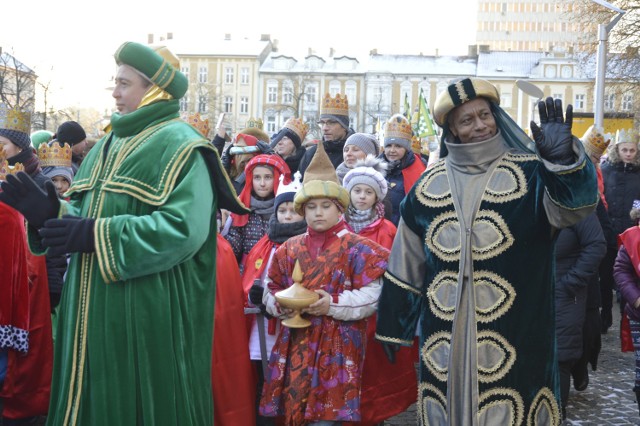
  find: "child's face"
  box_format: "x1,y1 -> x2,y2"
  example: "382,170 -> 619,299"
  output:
304,198 -> 341,232
350,184 -> 377,211
252,166 -> 274,198
51,175 -> 70,196
276,201 -> 304,224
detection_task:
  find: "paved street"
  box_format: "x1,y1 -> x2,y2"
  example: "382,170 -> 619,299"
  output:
385,305 -> 640,425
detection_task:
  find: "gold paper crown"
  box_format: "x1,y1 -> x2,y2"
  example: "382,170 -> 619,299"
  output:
320,93 -> 349,117
246,117 -> 264,130
384,114 -> 413,141
37,142 -> 72,168
0,145 -> 24,181
0,104 -> 31,133
283,117 -> 309,142
581,125 -> 610,158
186,112 -> 211,138
615,128 -> 639,145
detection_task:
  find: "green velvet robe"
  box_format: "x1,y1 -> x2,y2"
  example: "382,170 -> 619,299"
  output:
34,101 -> 244,426
376,134 -> 598,426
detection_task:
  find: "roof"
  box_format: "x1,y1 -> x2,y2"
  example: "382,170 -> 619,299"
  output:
0,53 -> 35,74
366,54 -> 477,76
476,51 -> 544,78
162,37 -> 272,57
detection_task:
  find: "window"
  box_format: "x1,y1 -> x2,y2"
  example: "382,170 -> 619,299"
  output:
198,66 -> 207,83
180,96 -> 188,112
225,67 -> 234,84
224,96 -> 233,113
181,66 -> 189,78
574,94 -> 585,110
552,93 -> 563,102
306,83 -> 318,105
283,81 -> 293,104
345,81 -> 357,103
604,93 -> 615,111
241,67 -> 249,84
240,96 -> 249,114
267,115 -> 276,133
622,94 -> 633,111
267,81 -> 278,103
500,92 -> 512,108
198,95 -> 208,113
329,80 -> 341,97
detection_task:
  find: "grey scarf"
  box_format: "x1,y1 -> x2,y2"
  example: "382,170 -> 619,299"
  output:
346,205 -> 377,234
250,195 -> 275,220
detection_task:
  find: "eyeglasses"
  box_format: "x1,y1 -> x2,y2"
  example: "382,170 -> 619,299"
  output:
317,120 -> 339,127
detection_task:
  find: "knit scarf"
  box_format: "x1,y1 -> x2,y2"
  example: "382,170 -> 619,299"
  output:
266,215 -> 307,244
9,148 -> 41,177
250,195 -> 275,220
346,204 -> 379,234
336,162 -> 351,184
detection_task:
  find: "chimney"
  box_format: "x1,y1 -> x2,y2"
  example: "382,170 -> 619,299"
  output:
148,33 -> 154,44
225,34 -> 231,41
260,34 -> 271,41
435,48 -> 439,57
369,48 -> 378,56
329,47 -> 334,58
167,32 -> 173,40
478,44 -> 490,53
468,44 -> 478,57
272,39 -> 279,52
308,47 -> 313,56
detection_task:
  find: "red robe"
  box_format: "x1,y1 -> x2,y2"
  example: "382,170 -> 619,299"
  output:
402,153 -> 427,194
0,204 -> 53,419
347,217 -> 419,425
212,234 -> 256,425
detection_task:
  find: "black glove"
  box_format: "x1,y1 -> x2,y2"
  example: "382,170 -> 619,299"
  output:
255,140 -> 275,155
40,215 -> 96,256
382,342 -> 400,364
220,143 -> 233,170
249,282 -> 264,306
530,97 -> 575,165
0,172 -> 60,228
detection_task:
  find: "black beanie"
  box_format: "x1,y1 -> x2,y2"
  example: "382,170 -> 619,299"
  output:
271,128 -> 302,149
55,121 -> 86,146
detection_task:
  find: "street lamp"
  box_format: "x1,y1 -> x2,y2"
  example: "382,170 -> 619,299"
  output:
591,0 -> 626,129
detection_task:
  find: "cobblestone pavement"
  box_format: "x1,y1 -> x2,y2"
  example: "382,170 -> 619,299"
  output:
384,305 -> 640,425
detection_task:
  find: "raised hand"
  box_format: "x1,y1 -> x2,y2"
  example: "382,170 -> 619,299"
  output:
0,172 -> 60,228
530,97 -> 575,165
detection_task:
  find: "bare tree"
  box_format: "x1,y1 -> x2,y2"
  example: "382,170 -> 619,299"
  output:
0,49 -> 37,112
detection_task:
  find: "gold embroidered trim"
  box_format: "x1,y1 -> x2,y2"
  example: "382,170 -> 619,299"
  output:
416,163 -> 453,208
544,187 -> 599,212
421,331 -> 451,382
477,330 -> 516,383
505,152 -> 538,162
427,270 -> 459,321
527,387 -> 561,426
474,270 -> 516,323
425,211 -> 460,262
374,333 -> 413,346
96,218 -> 119,283
418,383 -> 447,425
555,157 -> 587,175
484,161 -> 528,204
478,387 -> 524,425
470,210 -> 514,261
384,271 -> 421,295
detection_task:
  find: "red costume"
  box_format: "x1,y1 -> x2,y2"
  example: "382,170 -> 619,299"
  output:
212,234 -> 256,425
0,204 -> 53,420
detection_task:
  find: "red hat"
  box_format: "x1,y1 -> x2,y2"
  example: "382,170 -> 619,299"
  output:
231,154 -> 291,227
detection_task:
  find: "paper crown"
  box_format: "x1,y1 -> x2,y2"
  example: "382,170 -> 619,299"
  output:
283,117 -> 309,142
0,145 -> 24,181
37,142 -> 72,168
320,93 -> 349,117
276,171 -> 303,198
384,114 -> 413,141
0,103 -> 31,133
580,125 -> 610,158
245,117 -> 264,130
615,128 -> 639,145
186,112 -> 211,138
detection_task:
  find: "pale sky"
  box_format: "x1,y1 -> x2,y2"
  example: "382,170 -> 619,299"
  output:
3,0 -> 477,112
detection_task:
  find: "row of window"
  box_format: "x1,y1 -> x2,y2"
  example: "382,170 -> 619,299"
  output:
477,20 -> 588,33
479,1 -> 569,14
180,95 -> 251,114
265,80 -> 358,105
181,66 -> 252,85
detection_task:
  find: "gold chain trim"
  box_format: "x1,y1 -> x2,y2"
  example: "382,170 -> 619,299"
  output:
527,387 -> 561,426
478,387 -> 524,425
384,271 -> 421,295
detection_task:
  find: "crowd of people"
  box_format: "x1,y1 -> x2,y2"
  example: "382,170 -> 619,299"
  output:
1,40 -> 640,426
